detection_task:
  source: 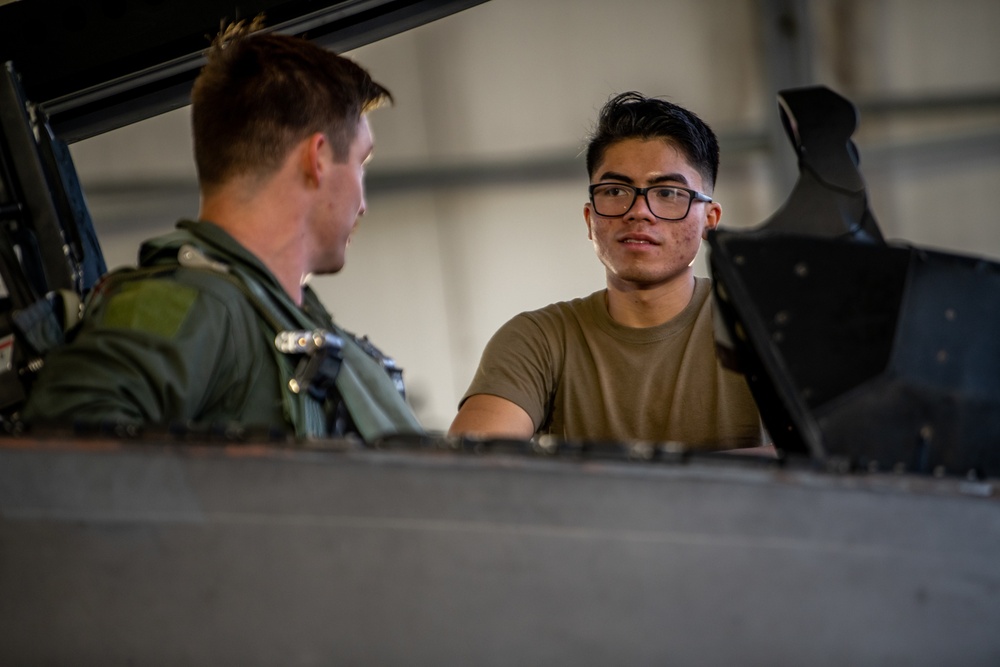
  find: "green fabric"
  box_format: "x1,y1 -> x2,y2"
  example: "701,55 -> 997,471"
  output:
102,280 -> 197,338
24,253 -> 284,429
24,220 -> 424,442
223,255 -> 421,442
334,328 -> 423,442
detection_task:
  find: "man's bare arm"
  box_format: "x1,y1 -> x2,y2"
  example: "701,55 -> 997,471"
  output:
448,394 -> 535,439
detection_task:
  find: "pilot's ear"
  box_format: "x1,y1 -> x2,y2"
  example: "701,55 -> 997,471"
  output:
301,132 -> 327,187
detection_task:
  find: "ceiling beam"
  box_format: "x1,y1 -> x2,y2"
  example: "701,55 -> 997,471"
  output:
0,0 -> 489,142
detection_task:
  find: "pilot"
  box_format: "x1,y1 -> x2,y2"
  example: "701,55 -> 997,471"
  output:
450,92 -> 766,451
25,18 -> 422,442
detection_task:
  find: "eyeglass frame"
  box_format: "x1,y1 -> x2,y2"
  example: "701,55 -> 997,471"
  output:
588,182 -> 714,221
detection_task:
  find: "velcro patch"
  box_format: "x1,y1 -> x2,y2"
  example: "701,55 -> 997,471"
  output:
102,281 -> 198,338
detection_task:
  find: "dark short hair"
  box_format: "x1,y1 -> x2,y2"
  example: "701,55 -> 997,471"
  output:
585,91 -> 719,191
191,17 -> 392,191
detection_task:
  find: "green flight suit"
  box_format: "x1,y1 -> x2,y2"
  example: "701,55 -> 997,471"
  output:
24,220 -> 422,441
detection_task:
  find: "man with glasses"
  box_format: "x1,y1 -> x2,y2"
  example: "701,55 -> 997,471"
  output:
449,92 -> 764,450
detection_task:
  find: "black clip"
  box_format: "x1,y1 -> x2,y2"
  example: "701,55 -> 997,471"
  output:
274,330 -> 345,401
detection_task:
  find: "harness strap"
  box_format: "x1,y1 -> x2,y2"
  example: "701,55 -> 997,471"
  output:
177,244 -> 422,442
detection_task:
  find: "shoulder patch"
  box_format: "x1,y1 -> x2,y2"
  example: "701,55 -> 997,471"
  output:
101,280 -> 198,338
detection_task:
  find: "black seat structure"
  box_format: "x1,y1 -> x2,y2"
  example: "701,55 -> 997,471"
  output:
709,85 -> 1000,477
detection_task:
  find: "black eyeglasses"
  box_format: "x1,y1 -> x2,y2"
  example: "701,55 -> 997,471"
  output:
588,183 -> 713,221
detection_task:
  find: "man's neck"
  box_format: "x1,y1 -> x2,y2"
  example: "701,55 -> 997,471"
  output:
199,183 -> 308,305
605,272 -> 697,328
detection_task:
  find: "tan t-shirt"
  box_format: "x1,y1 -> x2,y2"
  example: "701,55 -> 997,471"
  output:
461,278 -> 762,449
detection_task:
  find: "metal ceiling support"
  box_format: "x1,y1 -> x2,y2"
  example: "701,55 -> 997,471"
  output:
756,0 -> 816,198
0,0 -> 489,143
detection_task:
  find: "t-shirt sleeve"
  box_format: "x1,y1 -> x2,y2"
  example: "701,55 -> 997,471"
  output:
459,313 -> 556,430
23,278 -> 246,426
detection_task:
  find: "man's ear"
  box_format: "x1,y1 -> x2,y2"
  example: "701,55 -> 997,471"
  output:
702,201 -> 722,239
302,132 -> 327,187
583,202 -> 595,240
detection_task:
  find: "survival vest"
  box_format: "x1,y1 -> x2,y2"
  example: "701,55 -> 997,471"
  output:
90,227 -> 424,443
